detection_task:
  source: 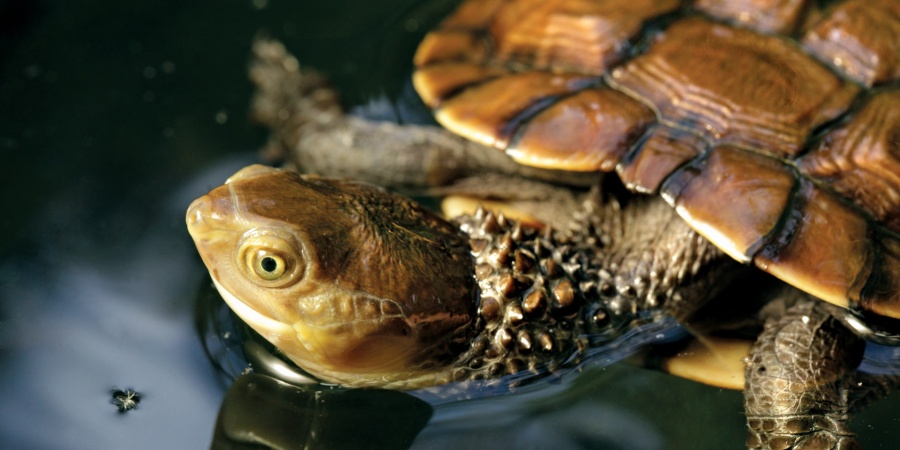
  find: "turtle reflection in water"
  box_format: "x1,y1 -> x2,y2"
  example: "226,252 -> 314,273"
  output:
189,0 -> 900,448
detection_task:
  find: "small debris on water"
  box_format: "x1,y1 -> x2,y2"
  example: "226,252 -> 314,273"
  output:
111,388 -> 141,413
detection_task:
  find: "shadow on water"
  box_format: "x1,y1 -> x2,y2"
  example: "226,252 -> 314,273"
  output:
2,1 -> 900,449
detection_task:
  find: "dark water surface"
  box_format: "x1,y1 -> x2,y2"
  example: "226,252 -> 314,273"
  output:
2,1 -> 899,449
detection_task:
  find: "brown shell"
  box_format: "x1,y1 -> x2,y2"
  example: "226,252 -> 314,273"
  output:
413,0 -> 900,317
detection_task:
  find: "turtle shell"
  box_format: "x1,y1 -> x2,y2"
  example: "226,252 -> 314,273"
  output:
412,0 -> 900,318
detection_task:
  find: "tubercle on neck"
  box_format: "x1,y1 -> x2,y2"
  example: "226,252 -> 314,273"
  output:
444,207 -> 625,384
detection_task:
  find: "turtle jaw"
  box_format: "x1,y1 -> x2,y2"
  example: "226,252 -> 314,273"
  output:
208,259 -> 439,386
211,276 -> 296,346
209,275 -> 427,385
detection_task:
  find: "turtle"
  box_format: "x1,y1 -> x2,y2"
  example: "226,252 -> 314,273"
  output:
188,0 -> 900,448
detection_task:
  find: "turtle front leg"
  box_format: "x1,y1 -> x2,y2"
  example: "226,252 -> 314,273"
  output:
744,299 -> 865,449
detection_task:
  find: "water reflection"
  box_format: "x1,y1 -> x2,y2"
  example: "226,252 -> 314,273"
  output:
212,374 -> 432,450
210,370 -> 665,450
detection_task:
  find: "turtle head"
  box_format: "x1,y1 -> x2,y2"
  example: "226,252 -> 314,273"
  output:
187,165 -> 476,388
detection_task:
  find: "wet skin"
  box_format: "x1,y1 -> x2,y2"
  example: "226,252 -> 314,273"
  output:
187,165 -> 476,388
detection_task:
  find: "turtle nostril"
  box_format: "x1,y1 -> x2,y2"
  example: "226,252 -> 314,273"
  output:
186,196 -> 211,233
185,184 -> 239,239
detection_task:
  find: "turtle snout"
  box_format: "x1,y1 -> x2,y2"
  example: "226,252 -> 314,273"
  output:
186,185 -> 240,242
186,196 -> 206,230
186,195 -> 215,239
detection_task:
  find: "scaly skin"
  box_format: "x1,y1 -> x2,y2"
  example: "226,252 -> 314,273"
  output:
443,192 -> 734,386
745,300 -> 865,449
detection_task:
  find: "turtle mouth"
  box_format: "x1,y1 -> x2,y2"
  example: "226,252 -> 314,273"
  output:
210,277 -> 295,342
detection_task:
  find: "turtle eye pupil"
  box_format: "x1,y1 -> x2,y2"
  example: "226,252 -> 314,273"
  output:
241,238 -> 301,286
261,256 -> 278,273
248,251 -> 288,281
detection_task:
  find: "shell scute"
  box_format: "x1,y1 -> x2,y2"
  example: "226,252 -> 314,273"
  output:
802,0 -> 900,87
436,71 -> 595,150
412,0 -> 900,316
510,86 -> 655,171
414,31 -> 488,68
859,235 -> 900,318
608,17 -> 859,158
487,0 -> 679,75
617,126 -> 705,193
660,146 -> 796,264
414,62 -> 505,108
798,89 -> 900,234
694,0 -> 808,34
756,182 -> 873,308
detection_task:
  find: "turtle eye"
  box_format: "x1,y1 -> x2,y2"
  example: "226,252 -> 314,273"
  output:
237,230 -> 304,288
251,251 -> 287,281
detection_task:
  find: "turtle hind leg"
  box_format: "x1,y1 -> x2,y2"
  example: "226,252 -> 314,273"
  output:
250,38 -> 600,190
744,298 -> 866,449
249,37 -> 516,188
